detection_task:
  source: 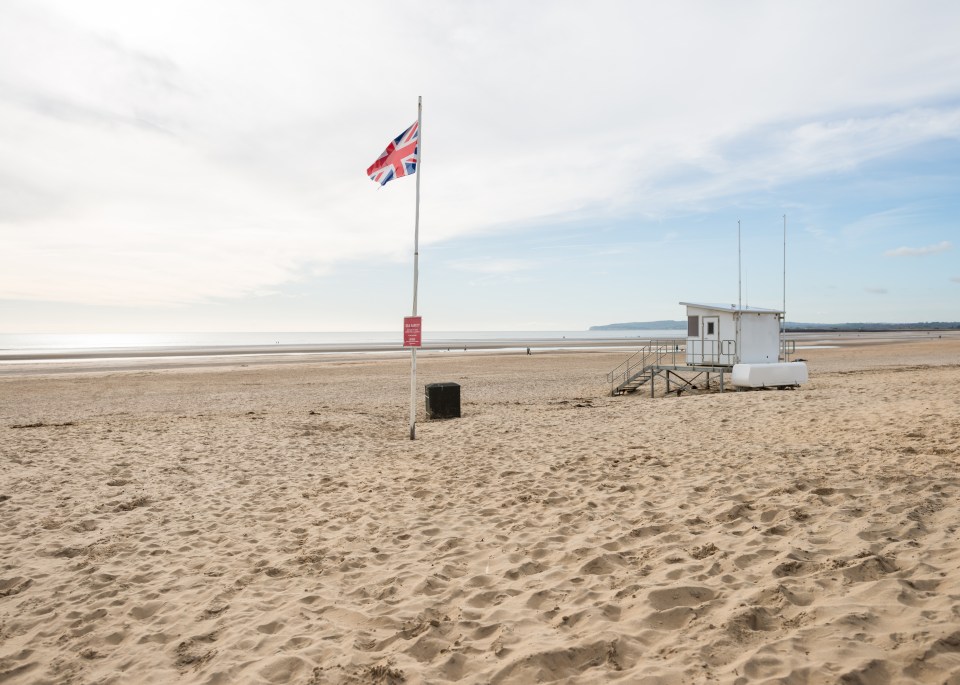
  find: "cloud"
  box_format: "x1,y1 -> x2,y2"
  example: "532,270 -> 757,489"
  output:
2,1 -> 960,308
448,258 -> 537,275
952,276 -> 960,283
865,287 -> 889,294
884,241 -> 953,257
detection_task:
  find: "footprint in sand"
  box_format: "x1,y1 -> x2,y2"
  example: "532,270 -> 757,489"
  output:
842,554 -> 898,582
71,519 -> 98,532
174,640 -> 217,671
256,620 -> 284,635
647,585 -> 717,611
579,553 -> 628,576
198,604 -> 229,621
466,588 -> 521,608
725,605 -> 780,640
772,559 -> 818,578
504,560 -> 544,580
258,655 -> 308,683
129,601 -> 165,620
0,576 -> 33,597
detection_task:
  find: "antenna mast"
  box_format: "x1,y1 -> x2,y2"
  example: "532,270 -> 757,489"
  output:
781,214 -> 786,360
738,219 -> 742,311
737,219 -> 742,364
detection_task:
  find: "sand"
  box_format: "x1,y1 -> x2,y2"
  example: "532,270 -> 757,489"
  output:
1,337 -> 959,684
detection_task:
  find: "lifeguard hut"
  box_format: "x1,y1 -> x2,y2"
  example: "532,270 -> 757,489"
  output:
683,301 -> 807,388
607,301 -> 807,395
683,302 -> 781,365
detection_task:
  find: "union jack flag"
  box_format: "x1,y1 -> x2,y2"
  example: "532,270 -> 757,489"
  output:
366,121 -> 419,186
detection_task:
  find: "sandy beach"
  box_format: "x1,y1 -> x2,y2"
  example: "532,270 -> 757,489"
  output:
2,335 -> 959,684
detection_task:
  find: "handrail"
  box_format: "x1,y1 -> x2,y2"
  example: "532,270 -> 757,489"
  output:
606,348 -> 646,383
685,338 -> 737,366
607,339 -> 685,392
780,338 -> 796,361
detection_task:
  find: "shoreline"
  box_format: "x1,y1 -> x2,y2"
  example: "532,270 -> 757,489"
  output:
0,330 -> 957,377
0,338 -> 650,363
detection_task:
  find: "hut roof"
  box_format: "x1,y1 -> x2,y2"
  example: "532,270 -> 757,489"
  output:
680,302 -> 783,314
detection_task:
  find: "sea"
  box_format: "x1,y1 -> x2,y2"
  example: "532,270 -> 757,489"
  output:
0,330 -> 685,361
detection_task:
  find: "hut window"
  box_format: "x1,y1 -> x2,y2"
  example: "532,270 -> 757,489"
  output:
687,316 -> 699,337
707,321 -> 715,335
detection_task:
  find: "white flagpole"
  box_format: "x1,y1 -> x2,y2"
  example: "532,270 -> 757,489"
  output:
409,96 -> 422,440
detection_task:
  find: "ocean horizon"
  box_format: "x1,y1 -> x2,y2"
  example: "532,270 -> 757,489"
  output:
0,330 -> 685,354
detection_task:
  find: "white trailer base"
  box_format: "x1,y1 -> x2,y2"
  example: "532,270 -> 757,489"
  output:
731,362 -> 808,388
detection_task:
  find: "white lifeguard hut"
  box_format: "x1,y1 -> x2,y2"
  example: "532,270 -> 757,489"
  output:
607,301 -> 807,395
682,301 -> 807,389
682,302 -> 782,365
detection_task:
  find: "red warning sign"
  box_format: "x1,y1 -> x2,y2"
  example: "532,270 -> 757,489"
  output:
403,316 -> 422,347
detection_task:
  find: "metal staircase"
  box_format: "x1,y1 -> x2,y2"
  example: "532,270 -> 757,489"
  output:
606,340 -> 684,395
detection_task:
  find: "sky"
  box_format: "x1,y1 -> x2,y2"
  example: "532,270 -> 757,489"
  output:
1,0 -> 959,333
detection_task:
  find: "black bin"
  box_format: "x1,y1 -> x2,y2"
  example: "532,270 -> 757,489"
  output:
425,382 -> 461,419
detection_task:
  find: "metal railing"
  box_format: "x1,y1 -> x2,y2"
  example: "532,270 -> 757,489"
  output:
781,338 -> 796,361
606,339 -> 685,392
685,339 -> 737,366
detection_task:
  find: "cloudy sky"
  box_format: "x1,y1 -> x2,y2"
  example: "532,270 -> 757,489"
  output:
1,0 -> 958,333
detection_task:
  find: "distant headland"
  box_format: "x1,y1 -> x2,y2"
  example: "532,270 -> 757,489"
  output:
589,320 -> 687,331
590,320 -> 960,332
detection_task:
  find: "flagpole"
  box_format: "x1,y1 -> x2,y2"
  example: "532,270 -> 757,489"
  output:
409,96 -> 422,440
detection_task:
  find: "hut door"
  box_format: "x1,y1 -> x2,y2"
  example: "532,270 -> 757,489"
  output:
702,316 -> 720,364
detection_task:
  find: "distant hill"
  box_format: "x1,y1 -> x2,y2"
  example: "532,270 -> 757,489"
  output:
591,320 -> 960,331
589,320 -> 686,331
784,322 -> 960,332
